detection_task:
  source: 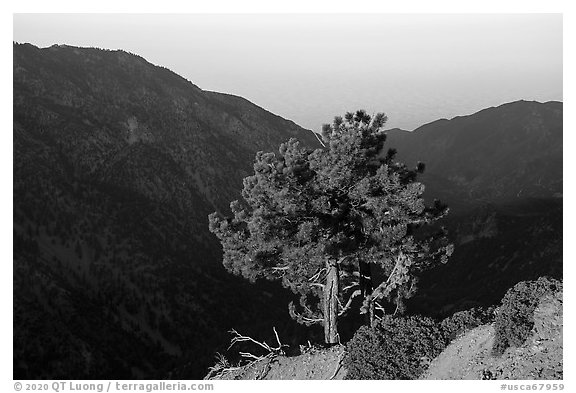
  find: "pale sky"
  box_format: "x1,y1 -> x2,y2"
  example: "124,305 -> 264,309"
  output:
13,13 -> 562,131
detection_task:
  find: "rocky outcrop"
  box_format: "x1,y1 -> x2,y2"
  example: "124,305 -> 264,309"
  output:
422,292 -> 563,380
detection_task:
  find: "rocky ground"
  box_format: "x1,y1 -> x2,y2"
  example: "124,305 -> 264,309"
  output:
209,291 -> 562,380
206,345 -> 346,380
422,291 -> 563,380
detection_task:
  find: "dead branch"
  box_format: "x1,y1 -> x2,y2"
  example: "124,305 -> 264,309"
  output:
338,289 -> 362,317
314,131 -> 326,147
271,265 -> 289,271
205,353 -> 243,380
336,255 -> 351,265
370,252 -> 406,301
238,352 -> 263,361
228,328 -> 273,352
228,327 -> 289,364
300,315 -> 324,324
329,351 -> 346,380
309,267 -> 326,283
289,301 -> 324,326
272,326 -> 282,348
207,328 -> 291,380
341,282 -> 359,292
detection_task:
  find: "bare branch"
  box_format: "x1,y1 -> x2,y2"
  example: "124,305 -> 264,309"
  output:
272,327 -> 282,348
308,267 -> 326,283
228,329 -> 272,352
294,307 -> 324,325
271,266 -> 289,271
393,301 -> 400,316
239,352 -> 264,361
300,316 -> 324,324
227,327 -> 289,369
371,252 -> 409,301
289,301 -> 324,326
329,351 -> 346,380
372,300 -> 386,320
336,255 -> 351,265
342,282 -> 359,292
338,289 -> 361,317
314,131 -> 326,147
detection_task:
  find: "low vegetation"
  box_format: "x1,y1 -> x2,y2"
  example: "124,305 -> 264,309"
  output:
492,277 -> 562,356
342,278 -> 561,380
343,315 -> 445,379
440,306 -> 495,343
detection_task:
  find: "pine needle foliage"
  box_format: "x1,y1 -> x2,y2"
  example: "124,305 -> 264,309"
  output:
209,110 -> 453,342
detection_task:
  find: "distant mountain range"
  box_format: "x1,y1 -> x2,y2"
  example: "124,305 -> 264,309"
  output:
384,101 -> 562,316
386,100 -> 562,206
13,43 -> 562,379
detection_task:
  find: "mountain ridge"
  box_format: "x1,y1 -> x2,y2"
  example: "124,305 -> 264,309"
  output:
13,42 -> 321,379
385,99 -> 562,133
386,100 -> 562,203
13,42 -> 562,379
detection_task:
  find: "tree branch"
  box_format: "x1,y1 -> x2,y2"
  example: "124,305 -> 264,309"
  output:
271,265 -> 289,271
289,301 -> 324,326
338,289 -> 361,317
342,282 -> 359,292
308,267 -> 326,283
314,131 -> 326,147
329,351 -> 346,380
371,252 -> 410,301
228,327 -> 288,363
228,329 -> 273,352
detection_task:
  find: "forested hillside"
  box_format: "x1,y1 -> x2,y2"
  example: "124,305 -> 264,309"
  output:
13,43 -> 320,379
13,43 -> 562,379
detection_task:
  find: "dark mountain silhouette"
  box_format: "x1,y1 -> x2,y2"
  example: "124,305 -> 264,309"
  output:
13,42 -> 320,379
383,102 -> 562,317
386,100 -> 562,206
13,42 -> 562,380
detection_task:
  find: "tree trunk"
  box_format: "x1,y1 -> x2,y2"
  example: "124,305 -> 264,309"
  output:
323,260 -> 339,344
359,259 -> 375,327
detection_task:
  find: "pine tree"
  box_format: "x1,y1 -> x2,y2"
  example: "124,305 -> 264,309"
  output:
209,110 -> 453,344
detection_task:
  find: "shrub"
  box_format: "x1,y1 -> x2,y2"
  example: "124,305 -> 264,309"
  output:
440,306 -> 495,344
492,277 -> 562,356
344,314 -> 445,380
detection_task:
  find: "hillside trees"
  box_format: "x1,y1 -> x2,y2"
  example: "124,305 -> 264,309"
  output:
209,110 -> 453,344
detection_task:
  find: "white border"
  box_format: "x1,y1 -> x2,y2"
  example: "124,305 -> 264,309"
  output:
4,2 -> 572,390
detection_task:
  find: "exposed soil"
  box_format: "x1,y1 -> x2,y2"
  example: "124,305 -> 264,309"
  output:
208,345 -> 346,380
422,291 -> 562,380
208,291 -> 562,380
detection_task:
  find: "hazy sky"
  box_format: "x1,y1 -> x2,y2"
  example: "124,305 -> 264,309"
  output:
13,13 -> 562,131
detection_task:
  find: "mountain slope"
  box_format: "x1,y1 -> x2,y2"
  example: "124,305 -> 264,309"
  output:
14,43 -> 319,212
384,102 -> 563,317
422,290 -> 562,380
386,100 -> 562,204
13,42 -> 321,379
405,197 -> 562,321
13,42 -> 562,380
